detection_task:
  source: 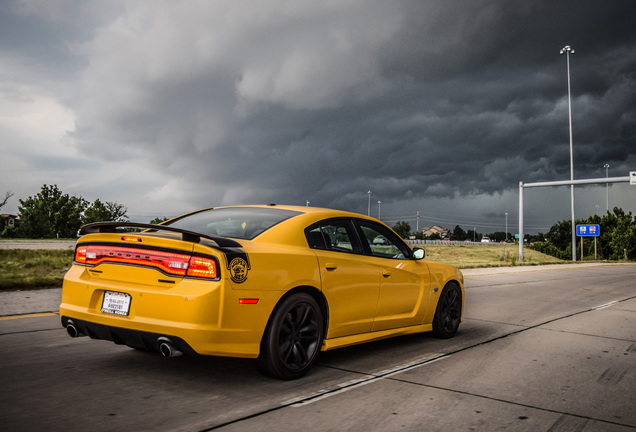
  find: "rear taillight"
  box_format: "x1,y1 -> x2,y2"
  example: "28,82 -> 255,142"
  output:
75,246 -> 88,264
75,245 -> 218,279
186,256 -> 217,279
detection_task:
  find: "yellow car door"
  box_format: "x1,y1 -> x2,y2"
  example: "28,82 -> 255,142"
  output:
355,221 -> 432,332
370,257 -> 430,331
306,220 -> 381,339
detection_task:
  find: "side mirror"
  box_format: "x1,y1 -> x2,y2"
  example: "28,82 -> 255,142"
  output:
413,248 -> 426,260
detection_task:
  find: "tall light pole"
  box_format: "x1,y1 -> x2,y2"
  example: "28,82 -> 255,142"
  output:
560,45 -> 576,262
377,201 -> 382,220
604,163 -> 610,212
416,211 -> 420,233
367,191 -> 372,216
505,212 -> 508,241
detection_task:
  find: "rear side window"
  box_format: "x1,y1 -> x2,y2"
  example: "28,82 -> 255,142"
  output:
305,219 -> 362,254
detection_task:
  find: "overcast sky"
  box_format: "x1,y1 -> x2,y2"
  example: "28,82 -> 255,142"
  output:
1,0 -> 635,235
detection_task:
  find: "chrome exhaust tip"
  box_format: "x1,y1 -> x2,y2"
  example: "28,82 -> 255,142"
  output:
158,338 -> 182,357
66,321 -> 85,338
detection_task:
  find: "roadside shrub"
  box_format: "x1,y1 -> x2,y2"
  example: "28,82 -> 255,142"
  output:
528,241 -> 570,260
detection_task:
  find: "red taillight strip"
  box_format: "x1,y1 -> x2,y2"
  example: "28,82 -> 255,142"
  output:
75,245 -> 218,279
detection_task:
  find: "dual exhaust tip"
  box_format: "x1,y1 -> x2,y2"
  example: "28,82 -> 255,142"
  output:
65,321 -> 182,357
66,321 -> 85,338
157,337 -> 182,357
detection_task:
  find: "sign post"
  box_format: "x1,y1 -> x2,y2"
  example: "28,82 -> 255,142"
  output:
576,224 -> 600,260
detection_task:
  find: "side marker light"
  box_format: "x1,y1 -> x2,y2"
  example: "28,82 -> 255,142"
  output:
239,298 -> 259,305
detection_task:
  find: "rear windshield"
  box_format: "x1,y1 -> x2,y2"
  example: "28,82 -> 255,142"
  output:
165,207 -> 302,240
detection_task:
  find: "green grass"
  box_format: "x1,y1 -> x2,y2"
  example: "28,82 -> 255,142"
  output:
0,249 -> 74,290
0,245 -> 568,290
423,244 -> 566,269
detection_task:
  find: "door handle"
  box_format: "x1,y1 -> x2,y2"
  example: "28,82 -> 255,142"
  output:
325,263 -> 337,270
382,270 -> 391,277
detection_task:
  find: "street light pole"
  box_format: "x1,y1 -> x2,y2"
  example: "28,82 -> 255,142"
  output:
367,191 -> 372,216
604,163 -> 610,212
416,211 -> 420,232
377,201 -> 382,220
505,212 -> 508,241
560,45 -> 576,262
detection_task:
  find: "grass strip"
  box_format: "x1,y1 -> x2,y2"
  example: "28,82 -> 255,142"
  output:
0,249 -> 74,290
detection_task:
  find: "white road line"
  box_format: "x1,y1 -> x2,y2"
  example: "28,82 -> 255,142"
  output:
591,301 -> 619,310
285,354 -> 449,407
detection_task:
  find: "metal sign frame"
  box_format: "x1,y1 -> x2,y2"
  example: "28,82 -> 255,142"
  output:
519,175 -> 630,262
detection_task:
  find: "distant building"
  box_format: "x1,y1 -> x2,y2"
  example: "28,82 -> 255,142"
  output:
1,214 -> 19,228
421,225 -> 450,238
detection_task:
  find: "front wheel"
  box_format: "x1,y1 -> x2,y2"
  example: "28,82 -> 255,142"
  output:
257,293 -> 324,380
432,282 -> 462,339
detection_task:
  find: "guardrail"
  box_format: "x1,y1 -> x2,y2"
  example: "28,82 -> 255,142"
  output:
406,240 -> 508,246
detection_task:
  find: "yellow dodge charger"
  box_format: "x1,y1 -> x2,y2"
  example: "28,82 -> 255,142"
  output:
60,205 -> 464,380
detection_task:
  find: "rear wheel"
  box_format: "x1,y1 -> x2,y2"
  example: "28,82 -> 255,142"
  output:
432,282 -> 462,338
257,293 -> 324,380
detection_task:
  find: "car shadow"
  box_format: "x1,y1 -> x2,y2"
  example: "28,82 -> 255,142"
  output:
81,321 -> 497,386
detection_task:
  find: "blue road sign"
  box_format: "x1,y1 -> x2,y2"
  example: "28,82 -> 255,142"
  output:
576,224 -> 600,237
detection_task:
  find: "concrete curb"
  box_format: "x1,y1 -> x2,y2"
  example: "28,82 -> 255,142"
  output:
460,262 -> 634,277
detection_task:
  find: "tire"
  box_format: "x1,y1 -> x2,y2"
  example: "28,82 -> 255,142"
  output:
432,282 -> 462,339
257,293 -> 324,380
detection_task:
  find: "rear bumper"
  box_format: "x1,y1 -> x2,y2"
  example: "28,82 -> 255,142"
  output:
61,316 -> 197,354
60,266 -> 281,358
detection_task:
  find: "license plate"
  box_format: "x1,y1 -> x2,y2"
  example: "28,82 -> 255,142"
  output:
101,291 -> 132,316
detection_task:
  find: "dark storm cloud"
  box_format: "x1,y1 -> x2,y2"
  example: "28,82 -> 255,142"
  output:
2,0 -> 634,228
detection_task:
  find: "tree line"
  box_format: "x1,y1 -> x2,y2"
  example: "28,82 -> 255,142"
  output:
391,221 -> 532,243
1,184 -> 129,239
3,185 -> 634,259
529,208 -> 636,261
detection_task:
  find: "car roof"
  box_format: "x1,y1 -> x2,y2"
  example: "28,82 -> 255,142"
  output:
204,205 -> 383,246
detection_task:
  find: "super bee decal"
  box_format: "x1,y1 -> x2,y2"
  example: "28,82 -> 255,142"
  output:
223,248 -> 251,284
229,257 -> 249,283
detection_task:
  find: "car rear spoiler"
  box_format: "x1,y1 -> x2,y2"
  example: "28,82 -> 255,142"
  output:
78,222 -> 242,248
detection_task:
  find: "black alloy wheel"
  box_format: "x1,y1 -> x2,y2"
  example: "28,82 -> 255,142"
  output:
432,282 -> 462,339
257,293 -> 324,380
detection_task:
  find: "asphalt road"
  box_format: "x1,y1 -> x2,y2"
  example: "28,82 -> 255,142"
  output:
0,239 -> 77,249
1,264 -> 635,431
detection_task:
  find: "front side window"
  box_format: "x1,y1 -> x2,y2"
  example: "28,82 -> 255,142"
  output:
356,220 -> 412,259
305,219 -> 362,254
